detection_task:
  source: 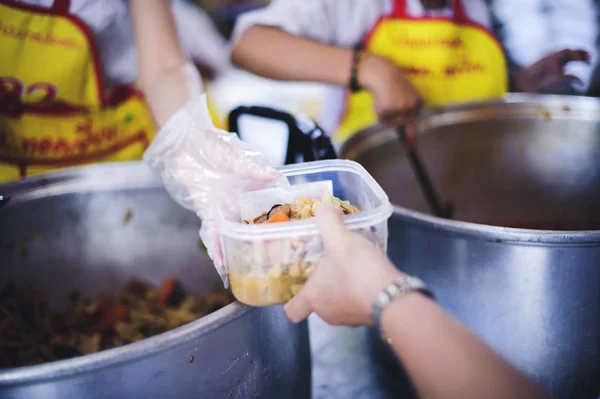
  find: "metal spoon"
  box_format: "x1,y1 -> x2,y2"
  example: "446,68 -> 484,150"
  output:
396,126 -> 453,219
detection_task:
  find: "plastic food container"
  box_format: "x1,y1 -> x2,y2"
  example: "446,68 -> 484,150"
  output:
214,159 -> 394,306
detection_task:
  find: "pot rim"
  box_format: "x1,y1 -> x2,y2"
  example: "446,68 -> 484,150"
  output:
341,93 -> 600,157
391,205 -> 600,244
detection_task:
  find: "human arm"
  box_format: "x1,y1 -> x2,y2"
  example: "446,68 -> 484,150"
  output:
231,0 -> 420,128
490,0 -> 551,73
492,0 -> 596,94
379,294 -> 547,399
232,26 -> 355,87
284,206 -> 549,399
129,0 -> 203,127
170,0 -> 230,78
130,0 -> 284,283
546,0 -> 598,94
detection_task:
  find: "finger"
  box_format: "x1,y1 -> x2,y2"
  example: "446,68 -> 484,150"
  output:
214,134 -> 281,182
283,284 -> 314,323
403,123 -> 417,150
557,49 -> 591,66
200,225 -> 223,264
207,239 -> 223,268
229,145 -> 282,182
563,74 -> 584,87
315,206 -> 351,252
530,74 -> 565,92
239,162 -> 281,182
579,50 -> 591,64
565,49 -> 590,63
387,113 -> 418,130
379,107 -> 419,127
378,110 -> 403,125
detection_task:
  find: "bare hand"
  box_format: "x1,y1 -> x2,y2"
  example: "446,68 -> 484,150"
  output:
359,53 -> 421,147
512,49 -> 590,93
284,206 -> 404,325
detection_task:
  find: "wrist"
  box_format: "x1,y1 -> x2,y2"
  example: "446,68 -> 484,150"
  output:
359,263 -> 406,323
358,53 -> 393,92
371,274 -> 434,329
379,291 -> 431,336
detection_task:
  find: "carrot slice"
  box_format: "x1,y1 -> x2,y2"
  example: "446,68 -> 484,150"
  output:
95,291 -> 110,311
89,304 -> 129,334
265,211 -> 291,224
158,278 -> 178,307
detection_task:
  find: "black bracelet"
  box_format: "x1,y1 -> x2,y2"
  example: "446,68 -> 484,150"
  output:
349,48 -> 364,92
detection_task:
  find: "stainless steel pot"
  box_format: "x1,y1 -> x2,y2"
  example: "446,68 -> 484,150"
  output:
0,163 -> 311,399
342,94 -> 600,399
342,94 -> 600,229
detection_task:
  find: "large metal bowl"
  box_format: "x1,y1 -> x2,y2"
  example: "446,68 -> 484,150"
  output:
0,163 -> 311,399
342,94 -> 600,399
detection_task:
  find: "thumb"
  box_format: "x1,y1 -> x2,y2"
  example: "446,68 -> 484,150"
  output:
200,223 -> 224,268
315,205 -> 350,252
283,282 -> 314,323
233,153 -> 281,182
222,136 -> 281,183
563,74 -> 583,87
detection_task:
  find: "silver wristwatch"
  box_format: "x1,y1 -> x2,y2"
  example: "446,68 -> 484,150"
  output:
371,276 -> 434,328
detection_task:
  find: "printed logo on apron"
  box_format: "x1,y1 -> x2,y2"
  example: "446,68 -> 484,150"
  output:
0,0 -> 156,183
336,0 -> 507,142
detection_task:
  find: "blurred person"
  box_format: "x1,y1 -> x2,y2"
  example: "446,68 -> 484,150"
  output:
284,205 -> 550,399
491,0 -> 598,95
130,0 -> 283,283
0,0 -> 228,183
231,0 -> 595,144
129,4 -> 549,398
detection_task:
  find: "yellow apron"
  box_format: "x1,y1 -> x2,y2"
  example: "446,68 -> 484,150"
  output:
336,0 -> 507,142
0,0 -> 156,183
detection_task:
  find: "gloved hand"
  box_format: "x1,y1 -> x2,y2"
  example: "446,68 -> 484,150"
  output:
144,94 -> 286,286
512,49 -> 591,93
284,206 -> 405,325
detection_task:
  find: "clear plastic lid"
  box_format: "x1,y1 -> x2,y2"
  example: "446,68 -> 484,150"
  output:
213,159 -> 393,240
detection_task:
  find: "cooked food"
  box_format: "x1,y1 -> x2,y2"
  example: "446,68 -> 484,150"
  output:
244,192 -> 359,225
229,193 -> 360,306
0,279 -> 233,369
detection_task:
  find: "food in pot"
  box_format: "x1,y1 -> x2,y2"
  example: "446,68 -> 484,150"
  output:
0,278 -> 233,369
229,192 -> 359,306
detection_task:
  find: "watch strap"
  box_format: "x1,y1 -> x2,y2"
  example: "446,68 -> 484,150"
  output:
371,276 -> 434,329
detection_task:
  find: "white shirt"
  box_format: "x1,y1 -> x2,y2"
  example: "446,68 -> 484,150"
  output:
232,0 -> 492,133
232,0 -> 598,133
13,0 -> 230,87
232,0 -> 492,49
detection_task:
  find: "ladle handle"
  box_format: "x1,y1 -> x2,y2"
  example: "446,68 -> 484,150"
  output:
396,127 -> 451,218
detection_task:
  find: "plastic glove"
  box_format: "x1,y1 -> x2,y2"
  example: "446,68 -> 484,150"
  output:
143,94 -> 286,286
